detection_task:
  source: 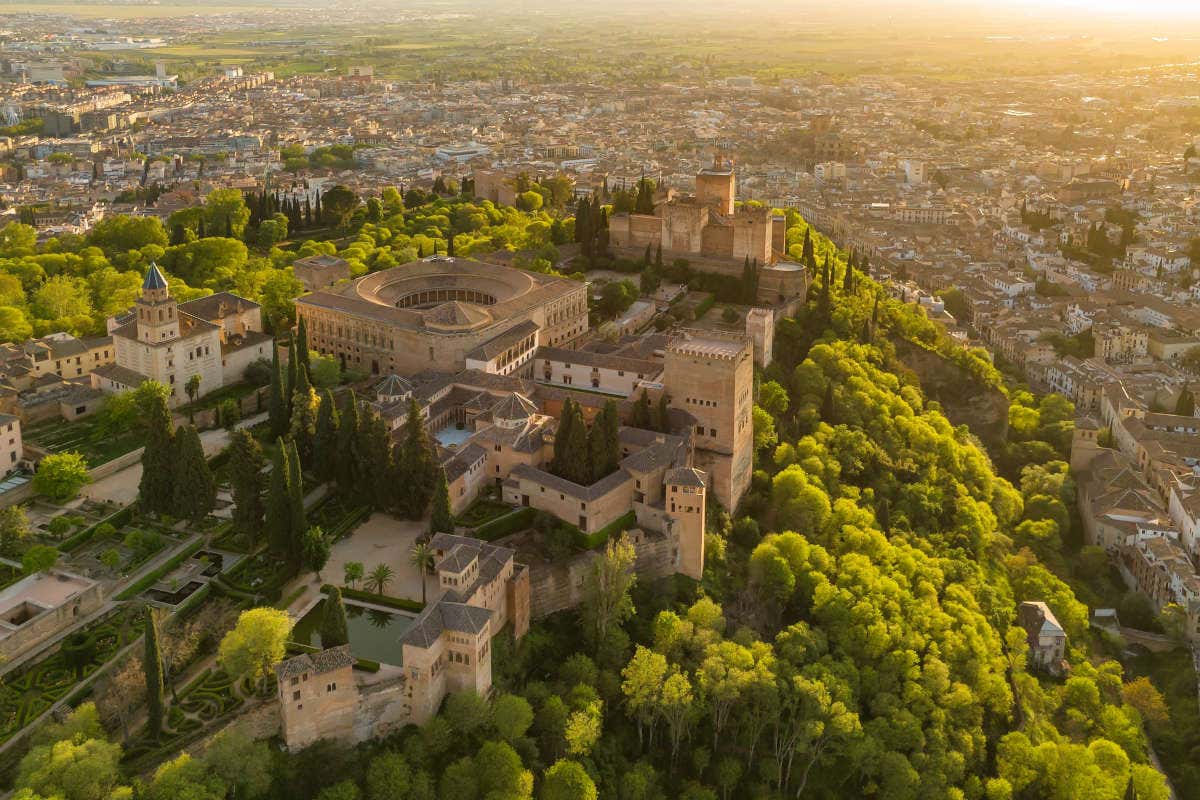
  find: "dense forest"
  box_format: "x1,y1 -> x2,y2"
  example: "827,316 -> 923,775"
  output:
4,200 -> 1180,799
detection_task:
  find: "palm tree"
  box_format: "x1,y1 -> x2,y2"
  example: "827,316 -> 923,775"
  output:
409,542 -> 435,605
343,561 -> 364,590
366,563 -> 394,596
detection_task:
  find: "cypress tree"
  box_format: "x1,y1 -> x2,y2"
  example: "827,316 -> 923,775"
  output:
229,429 -> 265,541
822,381 -> 836,424
290,365 -> 318,468
358,409 -> 391,510
396,399 -> 434,516
429,467 -> 453,535
295,317 -> 311,378
197,217 -> 206,238
266,441 -> 291,556
656,393 -> 671,434
171,425 -> 216,521
631,390 -> 652,429
335,392 -> 361,499
655,241 -> 663,268
562,401 -> 589,484
144,609 -> 165,736
268,342 -> 287,438
553,398 -> 576,476
599,400 -> 621,477
320,586 -> 350,649
285,347 -> 297,421
313,390 -> 339,482
842,258 -> 854,294
801,228 -> 814,267
644,243 -> 653,266
170,222 -> 186,246
286,439 -> 307,562
138,388 -> 175,514
1177,384 -> 1195,417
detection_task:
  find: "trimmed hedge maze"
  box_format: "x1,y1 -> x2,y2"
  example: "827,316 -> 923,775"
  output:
0,606 -> 140,744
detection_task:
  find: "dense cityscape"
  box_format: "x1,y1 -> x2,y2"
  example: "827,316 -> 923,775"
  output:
0,1 -> 1197,798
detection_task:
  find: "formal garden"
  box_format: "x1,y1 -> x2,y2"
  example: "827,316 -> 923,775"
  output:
122,666 -> 265,774
455,495 -> 513,528
0,604 -> 141,745
24,415 -> 146,468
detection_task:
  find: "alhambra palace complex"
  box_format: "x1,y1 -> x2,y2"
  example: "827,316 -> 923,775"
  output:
274,165 -> 807,749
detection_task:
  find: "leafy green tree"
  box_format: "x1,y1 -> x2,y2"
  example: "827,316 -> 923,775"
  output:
217,607 -> 292,693
343,561 -> 364,589
302,525 -> 331,578
15,735 -> 125,800
540,760 -> 597,800
491,693 -> 535,743
202,726 -> 273,800
321,185 -> 360,229
21,544 -> 58,574
564,699 -> 602,757
315,779 -> 360,800
365,752 -> 410,800
445,690 -> 491,741
0,503 -> 30,555
145,752 -> 227,800
33,452 -> 91,503
475,740 -> 533,799
581,534 -> 637,652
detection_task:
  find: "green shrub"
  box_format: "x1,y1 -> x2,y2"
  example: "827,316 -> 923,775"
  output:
474,507 -> 535,541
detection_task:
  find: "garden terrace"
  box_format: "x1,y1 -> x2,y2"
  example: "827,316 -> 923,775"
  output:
24,416 -> 145,468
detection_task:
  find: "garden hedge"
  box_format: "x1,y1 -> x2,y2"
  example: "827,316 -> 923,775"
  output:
474,506 -> 534,541
322,584 -> 424,613
60,505 -> 135,553
580,510 -> 637,550
115,540 -> 203,600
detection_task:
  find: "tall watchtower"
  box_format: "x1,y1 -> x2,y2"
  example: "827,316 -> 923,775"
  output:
695,158 -> 735,216
135,263 -> 179,344
665,467 -> 707,581
663,331 -> 753,510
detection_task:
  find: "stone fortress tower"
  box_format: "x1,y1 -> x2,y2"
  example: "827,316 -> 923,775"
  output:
607,160 -> 807,306
662,330 -> 754,511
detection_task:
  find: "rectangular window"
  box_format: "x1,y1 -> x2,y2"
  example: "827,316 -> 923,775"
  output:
327,682 -> 336,693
